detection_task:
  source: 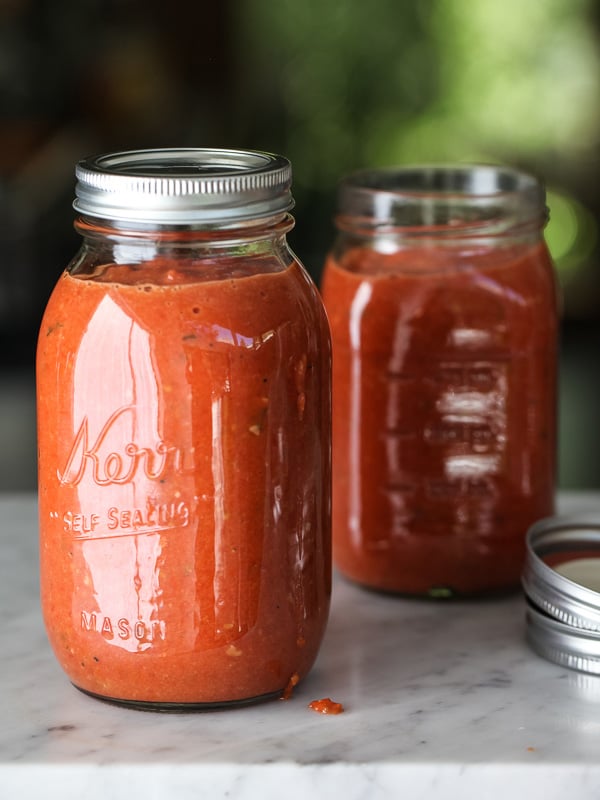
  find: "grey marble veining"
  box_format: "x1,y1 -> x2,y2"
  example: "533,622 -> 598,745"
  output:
3,493 -> 600,798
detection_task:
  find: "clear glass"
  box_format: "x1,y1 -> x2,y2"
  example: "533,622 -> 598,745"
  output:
37,214 -> 332,708
322,165 -> 558,597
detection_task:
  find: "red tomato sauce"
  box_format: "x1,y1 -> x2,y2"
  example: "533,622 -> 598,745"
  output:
322,242 -> 557,596
37,257 -> 331,706
308,697 -> 344,715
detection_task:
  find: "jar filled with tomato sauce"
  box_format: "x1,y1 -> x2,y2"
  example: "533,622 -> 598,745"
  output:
37,148 -> 331,709
322,165 -> 558,597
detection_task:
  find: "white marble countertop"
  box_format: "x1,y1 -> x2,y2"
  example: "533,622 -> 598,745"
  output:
4,492 -> 600,799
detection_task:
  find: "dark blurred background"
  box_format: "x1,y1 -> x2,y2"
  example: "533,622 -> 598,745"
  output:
1,0 -> 600,491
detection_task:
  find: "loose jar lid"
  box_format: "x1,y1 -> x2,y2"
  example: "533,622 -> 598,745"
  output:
74,148 -> 294,225
522,514 -> 600,673
525,600 -> 600,676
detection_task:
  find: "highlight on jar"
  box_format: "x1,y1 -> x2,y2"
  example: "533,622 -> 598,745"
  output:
36,148 -> 332,710
321,164 -> 558,598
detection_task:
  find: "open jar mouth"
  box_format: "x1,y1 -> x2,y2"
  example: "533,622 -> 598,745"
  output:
334,164 -> 548,237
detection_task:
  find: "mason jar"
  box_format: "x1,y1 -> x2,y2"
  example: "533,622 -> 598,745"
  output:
37,148 -> 331,708
321,164 -> 558,597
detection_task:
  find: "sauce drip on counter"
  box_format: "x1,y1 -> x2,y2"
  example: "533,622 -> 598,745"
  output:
308,698 -> 345,715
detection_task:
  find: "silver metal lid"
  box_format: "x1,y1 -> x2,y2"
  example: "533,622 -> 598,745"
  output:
525,600 -> 600,675
73,148 -> 294,225
522,514 -> 600,674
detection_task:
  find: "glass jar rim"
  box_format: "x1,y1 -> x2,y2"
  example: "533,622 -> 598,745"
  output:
74,148 -> 294,225
334,163 -> 548,235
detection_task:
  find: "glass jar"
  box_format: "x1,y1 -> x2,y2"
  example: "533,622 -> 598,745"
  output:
321,164 -> 558,597
37,148 -> 332,709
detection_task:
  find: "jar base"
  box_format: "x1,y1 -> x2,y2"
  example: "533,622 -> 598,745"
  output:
73,684 -> 283,712
337,570 -> 522,600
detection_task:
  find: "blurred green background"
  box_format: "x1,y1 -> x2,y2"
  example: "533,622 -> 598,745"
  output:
1,0 -> 599,490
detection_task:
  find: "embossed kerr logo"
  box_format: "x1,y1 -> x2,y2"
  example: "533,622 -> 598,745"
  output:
58,405 -> 194,487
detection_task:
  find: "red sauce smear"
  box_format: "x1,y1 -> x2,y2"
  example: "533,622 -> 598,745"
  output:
308,697 -> 344,715
280,672 -> 300,701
